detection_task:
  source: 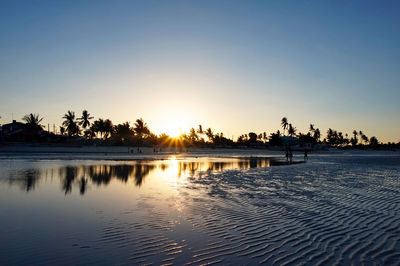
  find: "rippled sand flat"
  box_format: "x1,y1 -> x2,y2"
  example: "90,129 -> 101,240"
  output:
0,152 -> 399,265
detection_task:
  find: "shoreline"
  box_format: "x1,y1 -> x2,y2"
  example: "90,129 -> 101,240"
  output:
0,145 -> 399,162
0,144 -> 398,153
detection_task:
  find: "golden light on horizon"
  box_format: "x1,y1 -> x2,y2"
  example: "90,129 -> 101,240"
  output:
162,122 -> 183,137
153,110 -> 194,137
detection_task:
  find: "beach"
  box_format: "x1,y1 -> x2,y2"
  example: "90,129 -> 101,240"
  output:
0,150 -> 399,265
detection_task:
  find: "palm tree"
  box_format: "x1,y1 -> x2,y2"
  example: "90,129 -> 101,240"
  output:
62,111 -> 80,136
189,128 -> 198,143
134,118 -> 150,137
197,125 -> 203,135
338,132 -> 344,146
369,136 -> 379,147
103,119 -> 114,140
205,128 -> 214,143
281,117 -> 288,135
78,110 -> 93,129
350,130 -> 358,146
59,126 -> 66,135
288,123 -> 296,137
113,122 -> 133,143
313,128 -> 321,142
84,128 -> 96,139
197,125 -> 205,143
91,118 -> 111,140
326,128 -> 334,145
352,130 -> 358,146
361,134 -> 369,145
91,119 -> 103,139
22,113 -> 44,129
134,118 -> 150,147
309,124 -> 314,133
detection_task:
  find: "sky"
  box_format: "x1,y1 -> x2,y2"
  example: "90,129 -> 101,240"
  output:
0,0 -> 399,142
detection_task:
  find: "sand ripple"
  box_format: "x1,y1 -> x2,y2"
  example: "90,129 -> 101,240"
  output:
77,156 -> 400,265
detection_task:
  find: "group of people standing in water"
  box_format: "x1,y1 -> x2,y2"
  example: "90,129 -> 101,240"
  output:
285,148 -> 308,162
285,148 -> 293,162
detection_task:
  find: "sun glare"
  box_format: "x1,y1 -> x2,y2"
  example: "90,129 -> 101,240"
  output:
155,111 -> 194,137
163,123 -> 182,137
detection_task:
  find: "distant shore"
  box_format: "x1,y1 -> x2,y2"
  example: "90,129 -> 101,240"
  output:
0,144 -> 398,159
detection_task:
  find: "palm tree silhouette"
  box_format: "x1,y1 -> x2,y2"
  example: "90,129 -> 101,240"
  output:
309,124 -> 314,133
350,130 -> 358,146
78,110 -> 93,129
103,119 -> 114,140
189,128 -> 198,143
288,123 -> 296,137
353,130 -> 358,145
361,134 -> 369,145
205,128 -> 214,143
62,111 -> 80,136
197,125 -> 205,143
369,136 -> 378,146
281,117 -> 288,135
91,119 -> 103,139
114,122 -> 133,143
84,127 -> 96,139
312,127 -> 320,143
91,118 -> 113,140
197,125 -> 203,135
134,118 -> 150,148
134,118 -> 150,136
22,113 -> 44,129
59,126 -> 66,135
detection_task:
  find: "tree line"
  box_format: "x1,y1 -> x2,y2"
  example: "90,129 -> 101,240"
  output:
4,112 -> 398,149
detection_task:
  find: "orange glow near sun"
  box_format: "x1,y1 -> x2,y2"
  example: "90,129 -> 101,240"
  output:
155,111 -> 193,137
162,122 -> 183,137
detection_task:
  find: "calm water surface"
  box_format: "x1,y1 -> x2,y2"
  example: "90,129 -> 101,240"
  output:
0,153 -> 399,265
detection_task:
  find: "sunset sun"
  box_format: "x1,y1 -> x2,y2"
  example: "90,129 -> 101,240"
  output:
155,112 -> 193,138
162,121 -> 183,137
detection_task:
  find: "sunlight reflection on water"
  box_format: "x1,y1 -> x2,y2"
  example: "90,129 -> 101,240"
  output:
0,156 -> 287,195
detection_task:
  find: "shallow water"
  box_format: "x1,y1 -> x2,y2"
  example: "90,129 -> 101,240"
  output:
0,152 -> 399,265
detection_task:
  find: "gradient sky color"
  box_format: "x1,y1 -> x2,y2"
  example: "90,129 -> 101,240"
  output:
1,1 -> 399,142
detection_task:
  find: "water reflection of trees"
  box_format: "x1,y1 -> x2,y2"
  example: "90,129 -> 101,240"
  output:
3,157 -> 285,194
177,158 -> 275,177
58,164 -> 157,194
60,166 -> 78,194
1,169 -> 41,192
21,169 -> 40,191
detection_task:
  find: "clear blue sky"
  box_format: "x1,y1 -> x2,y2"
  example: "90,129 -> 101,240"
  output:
0,1 -> 399,141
